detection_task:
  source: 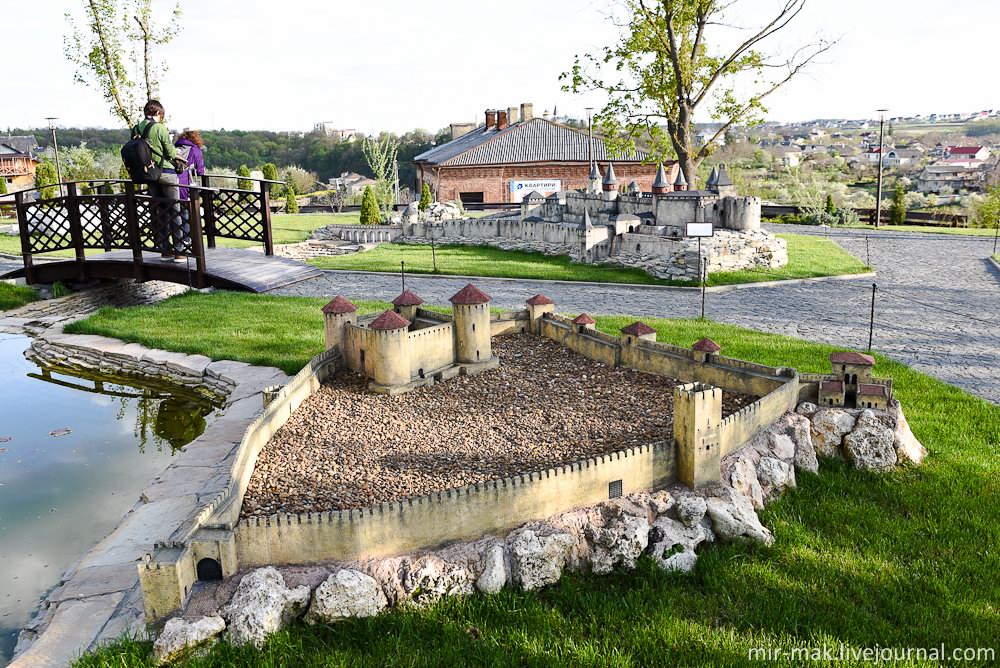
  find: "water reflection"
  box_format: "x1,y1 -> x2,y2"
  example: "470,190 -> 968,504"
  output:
0,335 -> 220,666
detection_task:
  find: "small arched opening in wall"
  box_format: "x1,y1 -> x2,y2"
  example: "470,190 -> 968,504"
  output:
418,368 -> 425,379
196,558 -> 223,582
635,243 -> 641,253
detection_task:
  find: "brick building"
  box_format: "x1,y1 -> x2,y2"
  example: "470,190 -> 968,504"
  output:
414,103 -> 674,204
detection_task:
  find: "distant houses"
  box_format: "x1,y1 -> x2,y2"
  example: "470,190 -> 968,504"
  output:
0,136 -> 39,193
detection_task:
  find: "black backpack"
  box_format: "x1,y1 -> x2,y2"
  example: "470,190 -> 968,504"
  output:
121,121 -> 162,184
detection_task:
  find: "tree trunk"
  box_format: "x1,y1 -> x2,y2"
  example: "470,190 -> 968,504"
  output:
671,103 -> 698,187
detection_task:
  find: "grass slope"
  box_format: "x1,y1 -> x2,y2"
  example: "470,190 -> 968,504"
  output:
706,233 -> 868,286
0,282 -> 38,311
70,292 -> 1000,667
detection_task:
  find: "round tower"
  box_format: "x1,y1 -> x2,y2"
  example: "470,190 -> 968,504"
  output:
368,309 -> 411,390
449,283 -> 493,366
602,162 -> 619,201
392,289 -> 423,322
651,162 -> 671,195
322,296 -> 358,352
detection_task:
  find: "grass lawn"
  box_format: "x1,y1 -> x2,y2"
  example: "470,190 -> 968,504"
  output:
768,218 -> 998,238
215,213 -> 361,249
307,234 -> 867,287
0,282 -> 37,311
70,291 -> 1000,667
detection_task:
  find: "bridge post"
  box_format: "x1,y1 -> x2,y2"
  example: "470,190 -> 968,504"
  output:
188,191 -> 208,289
66,183 -> 88,281
98,191 -> 113,252
259,187 -> 273,256
14,191 -> 35,285
124,182 -> 145,281
200,176 -> 216,249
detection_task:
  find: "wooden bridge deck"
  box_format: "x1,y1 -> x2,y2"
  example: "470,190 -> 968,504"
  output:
1,247 -> 322,293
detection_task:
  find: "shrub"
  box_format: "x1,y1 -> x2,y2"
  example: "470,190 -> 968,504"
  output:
824,193 -> 836,215
261,163 -> 280,196
237,165 -> 252,191
0,177 -> 7,196
35,162 -> 58,200
419,182 -> 432,212
285,184 -> 300,214
360,185 -> 380,225
890,183 -> 906,226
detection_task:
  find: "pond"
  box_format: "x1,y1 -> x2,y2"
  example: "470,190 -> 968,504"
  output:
0,334 -> 221,666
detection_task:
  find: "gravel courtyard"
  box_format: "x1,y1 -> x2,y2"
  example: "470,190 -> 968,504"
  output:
242,335 -> 755,516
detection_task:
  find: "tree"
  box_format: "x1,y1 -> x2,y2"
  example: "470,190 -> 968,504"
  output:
260,162 -> 280,197
35,162 -> 59,200
360,185 -> 380,225
419,182 -> 432,211
285,184 -> 299,214
0,177 -> 7,196
973,185 -> 1000,230
362,133 -> 399,218
237,165 -> 252,191
65,0 -> 182,127
280,165 -> 317,196
825,193 -> 836,215
562,0 -> 834,183
890,183 -> 906,226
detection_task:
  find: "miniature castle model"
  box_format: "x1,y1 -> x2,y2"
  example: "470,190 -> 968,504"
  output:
400,163 -> 788,282
817,352 -> 892,409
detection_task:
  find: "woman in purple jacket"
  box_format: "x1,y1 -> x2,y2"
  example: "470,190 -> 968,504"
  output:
172,130 -> 207,262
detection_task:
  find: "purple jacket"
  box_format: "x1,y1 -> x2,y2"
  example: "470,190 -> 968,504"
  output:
174,137 -> 206,200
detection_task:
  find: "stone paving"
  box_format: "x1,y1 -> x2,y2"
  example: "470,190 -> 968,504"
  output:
273,226 -> 1000,404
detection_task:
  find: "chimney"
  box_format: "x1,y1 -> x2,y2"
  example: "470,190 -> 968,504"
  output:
497,109 -> 508,130
450,123 -> 476,140
485,109 -> 496,130
520,102 -> 533,122
508,106 -> 519,124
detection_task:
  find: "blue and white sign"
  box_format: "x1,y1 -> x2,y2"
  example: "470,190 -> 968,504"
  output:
510,179 -> 561,202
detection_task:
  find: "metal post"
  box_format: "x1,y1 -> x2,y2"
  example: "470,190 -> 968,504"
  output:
865,235 -> 870,267
874,109 -> 887,228
431,237 -> 437,273
993,216 -> 999,255
868,282 -> 877,352
401,260 -> 405,292
698,237 -> 705,319
585,107 -> 595,172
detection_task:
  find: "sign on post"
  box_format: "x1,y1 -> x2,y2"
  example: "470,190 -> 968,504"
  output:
685,222 -> 714,238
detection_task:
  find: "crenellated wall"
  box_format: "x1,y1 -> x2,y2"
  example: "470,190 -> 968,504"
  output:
406,323 -> 455,378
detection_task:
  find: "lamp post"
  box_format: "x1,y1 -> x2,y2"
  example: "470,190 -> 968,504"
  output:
874,109 -> 888,228
45,117 -> 63,197
585,107 -> 595,171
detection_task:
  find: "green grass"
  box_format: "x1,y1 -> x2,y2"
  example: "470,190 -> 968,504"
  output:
705,233 -> 869,286
0,281 -> 38,310
768,218 -> 998,237
215,213 -> 361,249
72,293 -> 1000,666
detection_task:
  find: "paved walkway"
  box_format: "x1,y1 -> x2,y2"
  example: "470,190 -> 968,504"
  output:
274,226 -> 1000,404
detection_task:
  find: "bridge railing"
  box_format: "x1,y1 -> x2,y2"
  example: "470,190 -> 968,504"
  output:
12,177 -> 280,287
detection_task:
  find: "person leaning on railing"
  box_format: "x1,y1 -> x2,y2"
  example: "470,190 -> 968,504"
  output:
134,99 -> 187,263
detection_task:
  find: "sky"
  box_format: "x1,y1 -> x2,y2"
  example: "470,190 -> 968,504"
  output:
4,0 -> 998,134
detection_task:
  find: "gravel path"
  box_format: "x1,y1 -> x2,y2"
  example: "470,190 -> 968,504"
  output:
243,335 -> 754,517
274,226 -> 1000,404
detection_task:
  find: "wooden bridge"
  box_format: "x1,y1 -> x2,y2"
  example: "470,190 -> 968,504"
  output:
1,177 -> 321,292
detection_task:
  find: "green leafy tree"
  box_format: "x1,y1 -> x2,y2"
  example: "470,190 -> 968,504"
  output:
35,162 -> 59,200
237,165 -> 252,191
360,185 -> 380,225
285,184 -> 299,214
562,0 -> 834,183
362,133 -> 399,218
825,193 -> 836,215
890,183 -> 906,226
0,177 -> 7,196
419,182 -> 432,211
973,184 -> 1000,230
261,162 -> 280,196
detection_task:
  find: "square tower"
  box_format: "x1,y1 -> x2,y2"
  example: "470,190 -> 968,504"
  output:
674,382 -> 723,489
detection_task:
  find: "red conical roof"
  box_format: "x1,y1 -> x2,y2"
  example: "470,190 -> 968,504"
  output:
526,293 -> 555,306
620,321 -> 656,336
392,289 -> 424,307
572,313 -> 596,325
692,337 -> 721,353
369,309 -> 411,331
449,283 -> 491,305
322,296 -> 357,314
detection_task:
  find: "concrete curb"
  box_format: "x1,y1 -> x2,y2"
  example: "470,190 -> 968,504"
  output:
315,268 -> 878,294
988,255 -> 1000,277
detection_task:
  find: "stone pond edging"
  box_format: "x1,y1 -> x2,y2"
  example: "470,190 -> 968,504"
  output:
10,332 -> 289,668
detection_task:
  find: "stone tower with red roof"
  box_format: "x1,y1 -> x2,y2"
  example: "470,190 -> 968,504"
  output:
450,283 -> 496,371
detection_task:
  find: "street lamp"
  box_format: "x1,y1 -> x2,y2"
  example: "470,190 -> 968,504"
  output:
45,117 -> 63,197
585,107 -> 595,171
874,109 -> 888,228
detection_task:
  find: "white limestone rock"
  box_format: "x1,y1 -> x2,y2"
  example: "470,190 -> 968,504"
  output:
402,555 -> 475,605
582,503 -> 651,575
810,408 -> 857,459
756,457 -> 796,501
730,456 -> 765,509
796,402 -> 819,418
508,527 -> 575,591
891,401 -> 927,465
305,569 -> 387,624
769,433 -> 796,461
843,409 -> 898,471
153,615 -> 225,665
221,567 -> 310,647
675,494 -> 708,528
784,413 -> 819,474
475,544 -> 507,594
648,516 -> 707,572
705,487 -> 774,546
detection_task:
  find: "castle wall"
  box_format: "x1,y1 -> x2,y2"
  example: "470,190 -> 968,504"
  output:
233,441 -> 677,567
406,323 -> 455,378
343,325 -> 377,379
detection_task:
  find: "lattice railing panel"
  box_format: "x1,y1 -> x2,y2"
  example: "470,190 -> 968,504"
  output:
135,195 -> 194,255
78,195 -> 131,249
210,189 -> 265,242
23,199 -> 73,253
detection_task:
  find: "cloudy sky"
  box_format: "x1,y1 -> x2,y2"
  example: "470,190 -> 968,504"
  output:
4,0 -> 997,133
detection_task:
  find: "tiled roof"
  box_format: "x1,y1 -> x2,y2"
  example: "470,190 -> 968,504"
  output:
830,351 -> 875,366
322,296 -> 357,314
820,380 -> 844,392
0,135 -> 39,159
621,321 -> 656,336
449,283 -> 491,305
413,117 -> 649,167
392,289 -> 424,307
947,146 -> 984,155
525,293 -> 554,306
692,337 -> 721,353
858,383 -> 888,398
572,313 -> 596,325
369,309 -> 411,331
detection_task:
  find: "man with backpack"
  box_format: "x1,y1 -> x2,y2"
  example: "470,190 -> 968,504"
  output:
123,99 -> 186,262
